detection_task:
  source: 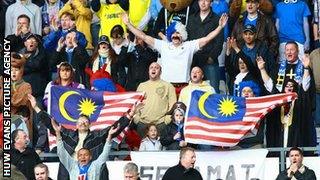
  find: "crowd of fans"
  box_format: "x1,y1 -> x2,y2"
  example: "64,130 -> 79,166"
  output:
0,0 -> 320,179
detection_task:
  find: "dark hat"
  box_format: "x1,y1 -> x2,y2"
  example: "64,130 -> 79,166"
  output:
166,101 -> 187,115
245,0 -> 259,2
243,24 -> 257,33
11,53 -> 27,68
24,33 -> 41,43
98,35 -> 110,44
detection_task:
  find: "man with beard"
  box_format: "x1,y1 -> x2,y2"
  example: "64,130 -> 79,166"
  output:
122,13 -> 228,93
162,147 -> 202,180
257,41 -> 316,147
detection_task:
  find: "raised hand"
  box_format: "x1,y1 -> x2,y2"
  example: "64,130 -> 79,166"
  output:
301,53 -> 310,68
121,13 -> 130,25
27,94 -> 37,109
57,37 -> 65,51
229,37 -> 238,50
51,118 -> 61,133
21,25 -> 30,35
256,56 -> 266,70
219,13 -> 228,28
15,24 -> 22,36
71,32 -> 78,47
107,124 -> 119,142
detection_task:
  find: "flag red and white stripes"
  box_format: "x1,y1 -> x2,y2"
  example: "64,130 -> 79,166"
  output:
184,92 -> 297,147
48,91 -> 145,150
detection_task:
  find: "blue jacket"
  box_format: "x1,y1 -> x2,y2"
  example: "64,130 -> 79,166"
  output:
43,28 -> 87,50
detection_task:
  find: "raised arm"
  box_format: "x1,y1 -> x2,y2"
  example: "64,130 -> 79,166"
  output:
198,13 -> 228,49
122,13 -> 155,47
256,56 -> 273,92
93,125 -> 119,166
53,119 -> 77,171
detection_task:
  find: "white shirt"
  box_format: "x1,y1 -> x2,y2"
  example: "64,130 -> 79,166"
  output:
154,39 -> 200,83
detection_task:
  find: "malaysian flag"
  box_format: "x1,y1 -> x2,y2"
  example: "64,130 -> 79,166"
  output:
184,90 -> 298,147
47,86 -> 144,150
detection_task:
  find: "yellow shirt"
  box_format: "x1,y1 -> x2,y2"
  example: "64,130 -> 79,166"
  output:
241,0 -> 247,14
59,0 -> 94,49
129,0 -> 151,29
96,3 -> 127,39
178,81 -> 215,106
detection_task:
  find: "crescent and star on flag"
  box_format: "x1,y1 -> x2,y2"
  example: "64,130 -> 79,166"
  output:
58,90 -> 98,122
198,92 -> 239,119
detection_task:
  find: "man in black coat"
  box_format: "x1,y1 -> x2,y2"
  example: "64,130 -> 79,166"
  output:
20,33 -> 48,105
276,147 -> 316,180
162,147 -> 203,180
50,30 -> 89,86
187,0 -> 224,94
118,36 -> 157,91
11,129 -> 42,180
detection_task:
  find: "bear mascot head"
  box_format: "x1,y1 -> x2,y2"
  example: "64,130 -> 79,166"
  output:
160,0 -> 193,12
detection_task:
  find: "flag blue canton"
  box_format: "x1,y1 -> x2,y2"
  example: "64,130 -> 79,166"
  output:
50,86 -> 104,125
188,90 -> 246,122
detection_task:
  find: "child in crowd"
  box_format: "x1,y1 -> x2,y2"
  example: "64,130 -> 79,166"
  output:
160,102 -> 188,150
139,124 -> 162,151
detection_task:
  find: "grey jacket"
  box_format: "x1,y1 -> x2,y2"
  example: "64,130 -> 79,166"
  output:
57,139 -> 111,180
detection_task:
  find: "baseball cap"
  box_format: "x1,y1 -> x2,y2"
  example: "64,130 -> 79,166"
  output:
24,33 -> 41,43
98,35 -> 110,44
243,24 -> 257,33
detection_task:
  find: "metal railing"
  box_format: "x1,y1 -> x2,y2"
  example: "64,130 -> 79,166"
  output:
39,147 -> 319,172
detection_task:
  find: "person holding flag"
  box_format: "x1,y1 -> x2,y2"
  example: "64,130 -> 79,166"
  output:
28,88 -> 143,180
257,42 -> 316,147
52,118 -> 118,180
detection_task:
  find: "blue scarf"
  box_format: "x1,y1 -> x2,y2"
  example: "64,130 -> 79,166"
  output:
176,123 -> 184,142
276,59 -> 303,92
78,162 -> 91,180
66,47 -> 74,64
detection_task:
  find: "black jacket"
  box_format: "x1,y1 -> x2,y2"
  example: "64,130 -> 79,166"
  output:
160,122 -> 184,150
276,166 -> 316,180
187,10 -> 224,68
6,33 -> 42,53
11,147 -> 42,180
162,163 -> 203,180
50,46 -> 90,85
118,45 -> 157,91
21,48 -> 49,98
225,50 -> 262,96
